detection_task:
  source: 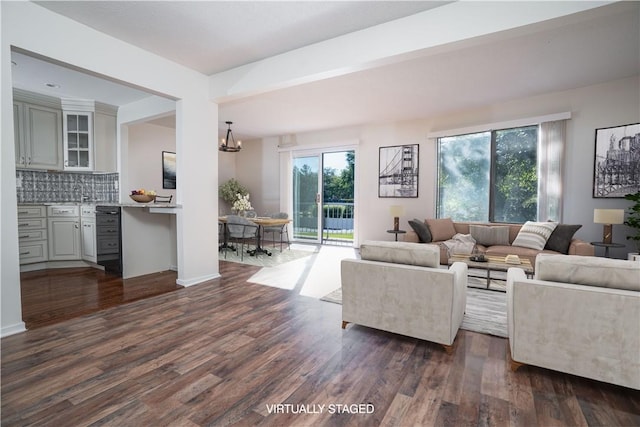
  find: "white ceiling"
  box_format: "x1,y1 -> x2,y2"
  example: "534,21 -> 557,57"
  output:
13,1 -> 640,140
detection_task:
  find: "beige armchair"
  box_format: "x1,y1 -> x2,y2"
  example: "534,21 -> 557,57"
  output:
341,241 -> 467,351
507,254 -> 640,389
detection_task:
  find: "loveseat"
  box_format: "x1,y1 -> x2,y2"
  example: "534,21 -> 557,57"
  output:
507,254 -> 640,390
341,240 -> 467,350
404,218 -> 594,266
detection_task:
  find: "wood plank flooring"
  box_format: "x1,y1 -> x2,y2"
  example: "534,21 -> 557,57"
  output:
19,267 -> 183,329
2,261 -> 639,426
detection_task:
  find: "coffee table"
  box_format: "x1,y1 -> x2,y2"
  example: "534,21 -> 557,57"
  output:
447,254 -> 534,291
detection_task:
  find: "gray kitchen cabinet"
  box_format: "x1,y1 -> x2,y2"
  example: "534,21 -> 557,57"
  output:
18,205 -> 48,264
63,111 -> 94,171
81,205 -> 97,263
47,205 -> 81,261
94,111 -> 117,172
14,102 -> 63,170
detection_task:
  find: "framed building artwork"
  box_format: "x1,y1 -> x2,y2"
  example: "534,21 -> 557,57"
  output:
593,123 -> 640,198
162,151 -> 176,189
379,144 -> 419,198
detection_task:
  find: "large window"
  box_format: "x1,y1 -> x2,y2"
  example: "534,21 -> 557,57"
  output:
437,125 -> 538,223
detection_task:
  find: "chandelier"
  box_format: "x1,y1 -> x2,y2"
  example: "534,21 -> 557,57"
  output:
219,121 -> 242,152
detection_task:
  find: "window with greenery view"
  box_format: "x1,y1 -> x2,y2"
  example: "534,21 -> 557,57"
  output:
437,125 -> 538,223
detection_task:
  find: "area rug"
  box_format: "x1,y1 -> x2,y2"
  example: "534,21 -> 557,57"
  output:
220,247 -> 313,268
320,286 -> 507,338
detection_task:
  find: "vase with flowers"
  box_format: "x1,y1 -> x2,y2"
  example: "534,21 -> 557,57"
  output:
232,193 -> 253,216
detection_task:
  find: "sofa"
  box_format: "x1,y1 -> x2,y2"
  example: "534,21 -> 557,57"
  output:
404,218 -> 594,266
507,254 -> 640,390
341,240 -> 467,351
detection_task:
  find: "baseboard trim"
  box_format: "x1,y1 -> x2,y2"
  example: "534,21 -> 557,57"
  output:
20,260 -> 100,272
1,322 -> 27,338
176,273 -> 221,287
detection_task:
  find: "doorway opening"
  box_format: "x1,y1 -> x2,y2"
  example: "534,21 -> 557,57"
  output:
292,150 -> 355,246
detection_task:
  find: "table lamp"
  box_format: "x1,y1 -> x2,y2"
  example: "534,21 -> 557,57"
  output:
389,205 -> 404,231
593,208 -> 624,244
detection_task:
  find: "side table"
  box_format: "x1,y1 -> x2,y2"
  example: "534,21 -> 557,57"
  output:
387,229 -> 406,242
590,242 -> 625,258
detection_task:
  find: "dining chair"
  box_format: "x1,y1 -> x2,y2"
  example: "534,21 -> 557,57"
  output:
225,215 -> 260,260
262,212 -> 290,252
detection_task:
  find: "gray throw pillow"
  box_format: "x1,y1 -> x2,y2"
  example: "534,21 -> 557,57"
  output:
408,219 -> 432,243
469,225 -> 510,246
544,224 -> 582,254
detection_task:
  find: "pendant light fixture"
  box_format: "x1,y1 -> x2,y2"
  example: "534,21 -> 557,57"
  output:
219,121 -> 242,152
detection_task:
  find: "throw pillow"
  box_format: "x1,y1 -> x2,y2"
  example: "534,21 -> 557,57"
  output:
512,221 -> 558,250
469,225 -> 510,246
544,224 -> 582,254
408,219 -> 432,243
425,218 -> 457,242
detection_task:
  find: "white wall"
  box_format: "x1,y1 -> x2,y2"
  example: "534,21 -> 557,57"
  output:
128,122 -> 177,201
1,2 -> 219,336
234,137 -> 280,216
240,76 -> 639,258
126,122 -> 178,271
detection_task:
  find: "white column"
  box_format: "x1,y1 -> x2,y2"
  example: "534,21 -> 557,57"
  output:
175,95 -> 220,286
1,5 -> 26,336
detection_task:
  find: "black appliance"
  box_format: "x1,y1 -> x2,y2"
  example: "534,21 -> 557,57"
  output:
96,206 -> 122,276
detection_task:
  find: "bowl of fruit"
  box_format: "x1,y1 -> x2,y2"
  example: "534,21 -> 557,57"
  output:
130,189 -> 156,203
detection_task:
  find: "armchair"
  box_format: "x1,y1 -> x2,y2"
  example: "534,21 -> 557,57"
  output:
341,241 -> 467,351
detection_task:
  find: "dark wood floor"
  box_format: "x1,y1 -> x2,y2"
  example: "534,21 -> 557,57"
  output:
19,267 -> 183,329
2,262 -> 639,426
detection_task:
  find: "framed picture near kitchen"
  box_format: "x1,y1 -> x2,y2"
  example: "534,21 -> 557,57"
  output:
162,151 -> 176,189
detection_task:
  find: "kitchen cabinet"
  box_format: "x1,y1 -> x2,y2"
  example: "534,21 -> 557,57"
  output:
47,205 -> 81,261
18,205 -> 48,264
94,111 -> 117,172
63,111 -> 94,171
14,101 -> 63,170
81,205 -> 97,263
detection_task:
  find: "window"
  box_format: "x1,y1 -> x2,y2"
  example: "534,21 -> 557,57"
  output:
437,125 -> 538,223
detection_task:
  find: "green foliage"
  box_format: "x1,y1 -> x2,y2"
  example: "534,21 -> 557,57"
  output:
323,151 -> 355,202
437,126 -> 538,222
219,179 -> 248,204
624,191 -> 640,250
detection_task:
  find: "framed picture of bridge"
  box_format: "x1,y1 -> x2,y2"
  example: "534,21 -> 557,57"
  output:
379,144 -> 419,198
593,123 -> 639,198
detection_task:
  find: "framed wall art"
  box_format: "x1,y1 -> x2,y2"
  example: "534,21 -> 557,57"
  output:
593,123 -> 640,198
162,151 -> 176,189
379,144 -> 419,198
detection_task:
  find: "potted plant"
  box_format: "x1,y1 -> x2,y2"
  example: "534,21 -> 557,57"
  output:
219,178 -> 248,207
624,191 -> 640,260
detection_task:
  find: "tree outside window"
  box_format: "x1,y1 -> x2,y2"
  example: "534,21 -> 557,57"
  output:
437,126 -> 538,223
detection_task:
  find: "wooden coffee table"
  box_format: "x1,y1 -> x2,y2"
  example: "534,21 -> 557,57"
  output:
447,254 -> 534,290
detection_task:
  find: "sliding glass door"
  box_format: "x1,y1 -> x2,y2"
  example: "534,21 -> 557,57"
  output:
292,150 -> 356,245
292,155 -> 321,242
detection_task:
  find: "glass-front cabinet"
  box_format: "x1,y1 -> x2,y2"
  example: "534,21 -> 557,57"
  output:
63,111 -> 93,171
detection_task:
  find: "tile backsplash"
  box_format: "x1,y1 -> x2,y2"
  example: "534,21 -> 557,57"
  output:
16,170 -> 119,203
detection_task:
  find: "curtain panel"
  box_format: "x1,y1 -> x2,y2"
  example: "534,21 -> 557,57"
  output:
538,120 -> 566,222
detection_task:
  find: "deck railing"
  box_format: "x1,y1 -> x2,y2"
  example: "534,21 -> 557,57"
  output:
294,202 -> 354,244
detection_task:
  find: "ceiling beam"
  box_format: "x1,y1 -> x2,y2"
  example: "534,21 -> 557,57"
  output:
209,1 -> 612,103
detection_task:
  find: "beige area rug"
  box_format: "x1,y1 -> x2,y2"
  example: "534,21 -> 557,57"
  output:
220,247 -> 313,268
320,279 -> 508,338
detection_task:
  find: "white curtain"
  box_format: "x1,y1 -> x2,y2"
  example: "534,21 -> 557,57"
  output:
538,120 -> 566,222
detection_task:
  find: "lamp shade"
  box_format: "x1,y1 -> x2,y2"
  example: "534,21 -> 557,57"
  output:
389,205 -> 404,217
593,209 -> 624,225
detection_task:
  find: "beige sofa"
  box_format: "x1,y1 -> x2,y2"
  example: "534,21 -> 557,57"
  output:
405,220 -> 594,266
341,241 -> 467,350
507,254 -> 640,390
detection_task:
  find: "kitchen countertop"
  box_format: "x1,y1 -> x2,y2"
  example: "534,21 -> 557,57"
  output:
18,202 -> 181,208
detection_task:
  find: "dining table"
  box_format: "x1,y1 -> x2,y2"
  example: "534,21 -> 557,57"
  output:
218,216 -> 291,257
